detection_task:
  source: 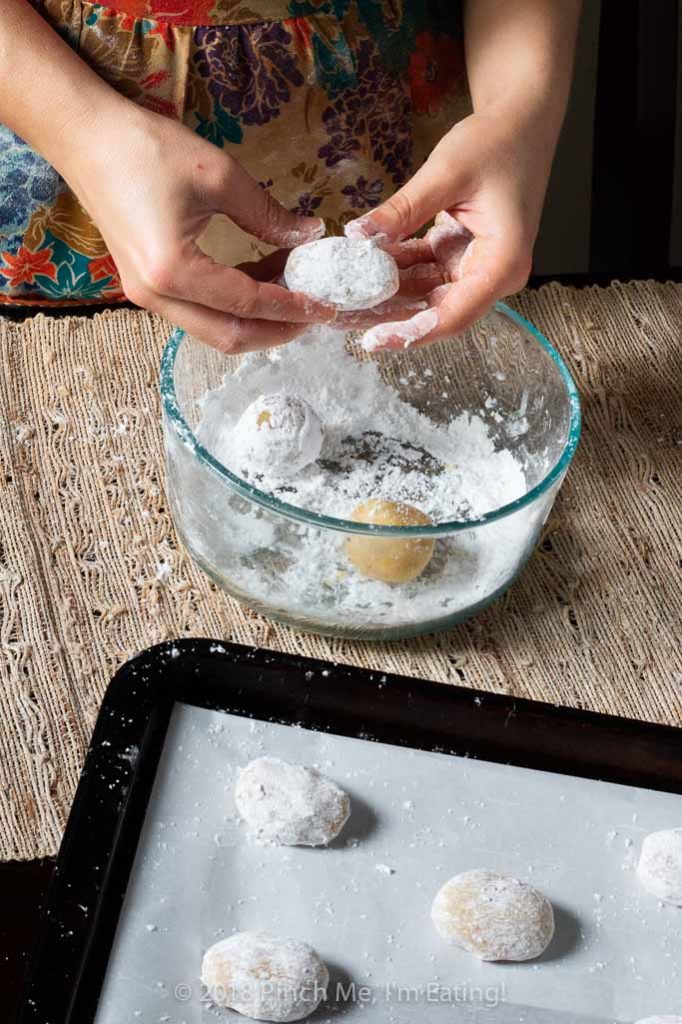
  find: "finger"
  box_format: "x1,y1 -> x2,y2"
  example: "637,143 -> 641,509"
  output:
165,252 -> 336,324
336,264 -> 445,332
398,262 -> 447,298
345,154 -> 462,242
379,237 -> 435,267
426,211 -> 474,278
236,248 -> 290,282
209,159 -> 326,248
362,234 -> 530,351
361,308 -> 440,352
336,297 -> 429,331
152,294 -> 306,355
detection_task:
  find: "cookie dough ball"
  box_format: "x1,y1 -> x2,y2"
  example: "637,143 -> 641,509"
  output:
202,930 -> 329,1022
637,828 -> 682,905
346,498 -> 435,584
284,237 -> 399,311
235,756 -> 350,846
432,870 -> 555,962
233,392 -> 323,479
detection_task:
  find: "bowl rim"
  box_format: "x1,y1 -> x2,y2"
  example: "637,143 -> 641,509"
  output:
160,301 -> 581,537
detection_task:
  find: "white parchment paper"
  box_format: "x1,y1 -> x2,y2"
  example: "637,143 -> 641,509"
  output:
95,704 -> 682,1023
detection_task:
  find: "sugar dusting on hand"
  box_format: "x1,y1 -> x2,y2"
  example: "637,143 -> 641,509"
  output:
361,308 -> 439,352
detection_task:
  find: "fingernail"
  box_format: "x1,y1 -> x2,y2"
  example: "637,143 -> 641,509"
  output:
345,216 -> 381,240
307,217 -> 327,240
361,307 -> 439,352
434,210 -> 463,230
287,218 -> 326,246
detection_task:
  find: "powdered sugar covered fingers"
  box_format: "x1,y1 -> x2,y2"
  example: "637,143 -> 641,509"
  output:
360,273 -> 497,352
397,261 -> 448,296
426,211 -> 474,278
362,232 -> 531,352
367,236 -> 436,268
337,296 -> 429,331
336,263 -> 445,330
362,308 -> 440,352
169,257 -> 337,324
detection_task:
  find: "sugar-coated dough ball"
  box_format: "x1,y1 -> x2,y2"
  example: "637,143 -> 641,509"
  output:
346,498 -> 434,584
432,870 -> 555,962
636,1018 -> 682,1023
637,828 -> 682,905
235,756 -> 350,846
233,392 -> 323,479
202,930 -> 329,1021
284,237 -> 399,311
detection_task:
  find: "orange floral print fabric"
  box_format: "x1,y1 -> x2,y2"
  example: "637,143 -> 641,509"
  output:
0,0 -> 469,306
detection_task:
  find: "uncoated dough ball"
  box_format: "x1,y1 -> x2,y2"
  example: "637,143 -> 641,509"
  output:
202,930 -> 329,1022
284,236 -> 400,311
233,392 -> 323,479
431,869 -> 555,962
235,756 -> 350,846
637,828 -> 682,905
345,498 -> 435,584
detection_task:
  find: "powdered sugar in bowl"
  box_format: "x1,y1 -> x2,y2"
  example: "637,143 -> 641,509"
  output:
160,303 -> 580,640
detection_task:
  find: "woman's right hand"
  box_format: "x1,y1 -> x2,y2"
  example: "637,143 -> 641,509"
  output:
64,103 -> 336,353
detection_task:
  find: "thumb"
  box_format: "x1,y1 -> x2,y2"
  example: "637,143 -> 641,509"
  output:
345,158 -> 454,242
214,155 -> 326,248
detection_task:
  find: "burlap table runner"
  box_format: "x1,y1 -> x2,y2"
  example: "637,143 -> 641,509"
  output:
1,280 -> 680,861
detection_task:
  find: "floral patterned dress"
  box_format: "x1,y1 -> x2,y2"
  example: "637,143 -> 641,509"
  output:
0,0 -> 468,306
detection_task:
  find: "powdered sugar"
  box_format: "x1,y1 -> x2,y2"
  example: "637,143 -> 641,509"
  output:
197,328 -> 524,523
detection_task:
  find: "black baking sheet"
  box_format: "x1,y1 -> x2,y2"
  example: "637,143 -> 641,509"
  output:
16,640 -> 682,1023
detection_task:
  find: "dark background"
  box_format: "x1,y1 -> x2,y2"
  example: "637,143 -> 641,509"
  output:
2,2 -> 682,1020
535,0 -> 681,282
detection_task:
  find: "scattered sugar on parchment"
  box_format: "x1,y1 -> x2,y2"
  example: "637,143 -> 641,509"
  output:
191,326 -> 536,628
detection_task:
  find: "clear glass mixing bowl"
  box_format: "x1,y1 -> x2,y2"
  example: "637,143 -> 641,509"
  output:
161,303 -> 580,640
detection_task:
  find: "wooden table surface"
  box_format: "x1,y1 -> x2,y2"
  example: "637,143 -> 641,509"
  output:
3,272 -> 680,1016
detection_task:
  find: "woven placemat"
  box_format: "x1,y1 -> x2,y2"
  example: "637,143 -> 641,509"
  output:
1,280 -> 681,861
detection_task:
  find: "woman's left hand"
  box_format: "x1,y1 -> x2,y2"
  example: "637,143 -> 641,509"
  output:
340,107 -> 555,350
